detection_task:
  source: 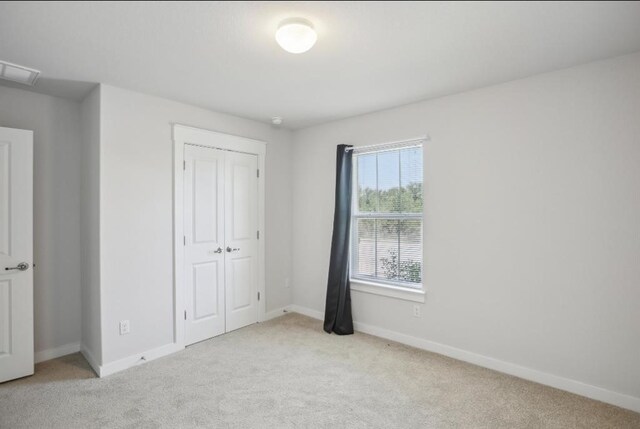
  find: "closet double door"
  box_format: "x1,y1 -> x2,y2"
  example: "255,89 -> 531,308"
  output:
184,144 -> 258,345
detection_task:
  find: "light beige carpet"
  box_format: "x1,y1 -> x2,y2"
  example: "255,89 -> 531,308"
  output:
1,313 -> 639,428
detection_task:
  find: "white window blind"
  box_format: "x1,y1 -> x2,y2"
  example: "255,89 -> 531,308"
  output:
350,141 -> 424,289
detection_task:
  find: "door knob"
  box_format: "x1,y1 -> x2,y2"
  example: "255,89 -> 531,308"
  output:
226,247 -> 240,253
5,262 -> 29,271
212,247 -> 223,254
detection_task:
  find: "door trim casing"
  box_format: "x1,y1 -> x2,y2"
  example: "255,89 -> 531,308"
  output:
172,124 -> 266,349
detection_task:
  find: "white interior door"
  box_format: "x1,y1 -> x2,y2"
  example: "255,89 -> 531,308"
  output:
183,144 -> 259,345
0,127 -> 33,383
184,144 -> 226,344
224,151 -> 259,332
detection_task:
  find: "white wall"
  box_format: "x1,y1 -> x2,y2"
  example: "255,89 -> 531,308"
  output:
98,85 -> 293,365
80,85 -> 102,364
0,86 -> 83,359
291,53 -> 640,404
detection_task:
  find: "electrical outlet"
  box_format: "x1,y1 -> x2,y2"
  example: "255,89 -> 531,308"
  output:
119,320 -> 130,335
413,305 -> 421,318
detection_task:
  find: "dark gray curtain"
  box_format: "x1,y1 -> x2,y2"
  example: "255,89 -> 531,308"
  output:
323,144 -> 354,335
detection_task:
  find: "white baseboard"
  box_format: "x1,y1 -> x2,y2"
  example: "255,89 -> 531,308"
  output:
263,306 -> 292,321
289,305 -> 323,320
35,342 -> 81,363
98,343 -> 184,378
288,305 -> 640,414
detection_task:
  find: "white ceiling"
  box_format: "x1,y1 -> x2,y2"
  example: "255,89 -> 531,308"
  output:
1,1 -> 640,129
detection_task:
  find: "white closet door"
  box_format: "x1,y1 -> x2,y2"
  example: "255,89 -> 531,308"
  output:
224,151 -> 259,332
0,127 -> 33,383
184,144 -> 226,344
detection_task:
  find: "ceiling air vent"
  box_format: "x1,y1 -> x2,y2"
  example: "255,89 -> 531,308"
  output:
0,61 -> 40,86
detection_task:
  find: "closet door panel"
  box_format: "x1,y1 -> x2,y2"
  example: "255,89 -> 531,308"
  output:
184,144 -> 225,345
224,151 -> 259,332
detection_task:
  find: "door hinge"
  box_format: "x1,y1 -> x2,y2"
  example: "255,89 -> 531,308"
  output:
257,169 -> 260,178
184,310 -> 187,320
257,230 -> 260,239
257,292 -> 260,301
183,160 -> 186,170
183,236 -> 186,246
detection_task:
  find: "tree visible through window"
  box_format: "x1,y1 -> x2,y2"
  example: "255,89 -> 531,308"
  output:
351,144 -> 423,288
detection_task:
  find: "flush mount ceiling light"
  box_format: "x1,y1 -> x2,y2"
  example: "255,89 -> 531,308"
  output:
0,60 -> 40,86
275,18 -> 317,54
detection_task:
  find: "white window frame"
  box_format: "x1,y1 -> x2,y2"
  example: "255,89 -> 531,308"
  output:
349,138 -> 426,303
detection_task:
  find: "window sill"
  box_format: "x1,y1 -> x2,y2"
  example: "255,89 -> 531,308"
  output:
350,279 -> 426,303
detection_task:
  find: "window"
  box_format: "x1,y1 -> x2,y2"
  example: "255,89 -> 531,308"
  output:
350,142 -> 423,290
